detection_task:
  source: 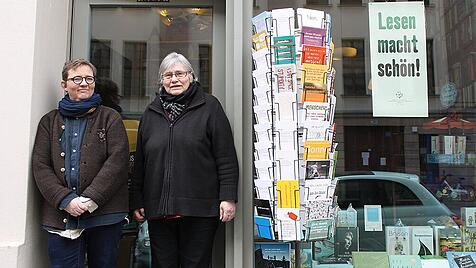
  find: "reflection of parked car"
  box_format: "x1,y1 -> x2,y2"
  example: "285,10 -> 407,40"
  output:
334,172 -> 459,251
134,221 -> 151,267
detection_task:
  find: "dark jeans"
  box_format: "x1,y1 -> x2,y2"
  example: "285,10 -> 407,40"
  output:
47,222 -> 123,268
148,216 -> 220,268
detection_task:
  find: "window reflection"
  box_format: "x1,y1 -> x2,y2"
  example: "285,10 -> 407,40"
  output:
90,7 -> 213,118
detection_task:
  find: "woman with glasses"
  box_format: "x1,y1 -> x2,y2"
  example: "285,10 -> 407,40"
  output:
32,59 -> 129,267
131,52 -> 239,268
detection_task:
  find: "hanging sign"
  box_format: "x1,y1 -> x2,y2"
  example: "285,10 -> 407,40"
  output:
369,2 -> 428,117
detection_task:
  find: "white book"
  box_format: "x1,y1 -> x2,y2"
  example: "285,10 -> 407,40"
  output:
411,226 -> 434,256
386,226 -> 411,255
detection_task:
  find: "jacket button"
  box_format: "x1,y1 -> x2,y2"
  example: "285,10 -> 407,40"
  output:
60,167 -> 65,172
72,187 -> 76,191
60,152 -> 65,157
63,218 -> 67,223
61,125 -> 65,130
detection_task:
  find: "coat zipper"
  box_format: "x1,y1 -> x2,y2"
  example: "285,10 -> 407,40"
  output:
159,107 -> 196,215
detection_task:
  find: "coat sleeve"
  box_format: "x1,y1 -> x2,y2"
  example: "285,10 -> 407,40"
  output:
32,115 -> 72,209
210,100 -> 239,202
130,117 -> 145,210
81,114 -> 129,207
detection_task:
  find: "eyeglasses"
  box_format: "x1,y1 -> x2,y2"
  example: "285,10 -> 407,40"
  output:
161,71 -> 189,81
67,76 -> 96,85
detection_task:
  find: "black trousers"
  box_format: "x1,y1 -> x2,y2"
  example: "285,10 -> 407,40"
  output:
148,216 -> 220,268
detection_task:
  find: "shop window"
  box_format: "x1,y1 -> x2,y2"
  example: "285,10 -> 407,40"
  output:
90,39 -> 111,79
342,39 -> 366,96
123,41 -> 147,97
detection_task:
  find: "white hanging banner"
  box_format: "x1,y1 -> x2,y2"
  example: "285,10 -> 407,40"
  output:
369,2 -> 428,117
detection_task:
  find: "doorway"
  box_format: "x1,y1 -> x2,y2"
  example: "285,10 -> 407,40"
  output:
71,1 -> 226,267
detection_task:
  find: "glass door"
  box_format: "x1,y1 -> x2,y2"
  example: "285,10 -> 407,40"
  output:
71,1 -> 225,267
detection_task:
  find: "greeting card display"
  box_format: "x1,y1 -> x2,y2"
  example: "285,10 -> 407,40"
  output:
252,8 -> 337,242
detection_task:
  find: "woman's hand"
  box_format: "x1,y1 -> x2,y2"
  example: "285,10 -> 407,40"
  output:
220,200 -> 236,222
64,197 -> 88,217
133,208 -> 146,222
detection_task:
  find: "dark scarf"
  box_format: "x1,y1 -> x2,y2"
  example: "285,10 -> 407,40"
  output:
58,93 -> 102,117
159,82 -> 198,122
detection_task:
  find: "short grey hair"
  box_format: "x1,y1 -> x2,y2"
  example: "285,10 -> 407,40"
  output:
158,52 -> 197,86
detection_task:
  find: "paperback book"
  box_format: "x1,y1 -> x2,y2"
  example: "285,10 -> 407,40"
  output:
386,226 -> 410,255
411,226 -> 434,256
335,227 -> 359,258
352,251 -> 390,268
446,251 -> 476,268
389,255 -> 422,268
435,227 -> 461,257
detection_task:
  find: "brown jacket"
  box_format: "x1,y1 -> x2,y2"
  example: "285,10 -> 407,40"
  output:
32,106 -> 129,229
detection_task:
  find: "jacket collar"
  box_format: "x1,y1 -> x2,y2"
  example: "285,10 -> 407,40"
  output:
149,82 -> 206,115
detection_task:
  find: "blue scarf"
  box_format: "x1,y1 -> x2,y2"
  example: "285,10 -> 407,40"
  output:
58,93 -> 102,117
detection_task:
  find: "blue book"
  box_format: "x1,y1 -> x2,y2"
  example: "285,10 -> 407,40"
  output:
446,251 -> 476,268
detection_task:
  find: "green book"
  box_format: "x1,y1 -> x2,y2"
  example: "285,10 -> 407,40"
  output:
352,252 -> 390,268
389,255 -> 422,268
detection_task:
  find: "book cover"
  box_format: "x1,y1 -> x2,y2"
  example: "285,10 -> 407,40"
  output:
411,226 -> 434,256
352,251 -> 390,268
421,259 -> 452,268
446,251 -> 476,268
389,255 -> 422,268
462,227 -> 476,252
436,227 -> 461,257
312,237 -> 335,262
335,227 -> 359,258
461,207 -> 476,228
254,242 -> 291,268
364,205 -> 383,231
386,226 -> 411,255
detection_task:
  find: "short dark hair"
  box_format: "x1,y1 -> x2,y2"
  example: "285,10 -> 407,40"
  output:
62,58 -> 97,80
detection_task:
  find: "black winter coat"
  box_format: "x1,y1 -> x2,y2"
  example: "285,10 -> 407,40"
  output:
130,84 -> 239,218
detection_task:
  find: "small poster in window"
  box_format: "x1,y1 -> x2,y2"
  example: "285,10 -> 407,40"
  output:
364,205 -> 382,231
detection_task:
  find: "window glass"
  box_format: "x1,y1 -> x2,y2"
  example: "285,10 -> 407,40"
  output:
342,39 -> 366,96
89,7 -> 213,268
253,0 -> 476,266
90,7 -> 213,119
